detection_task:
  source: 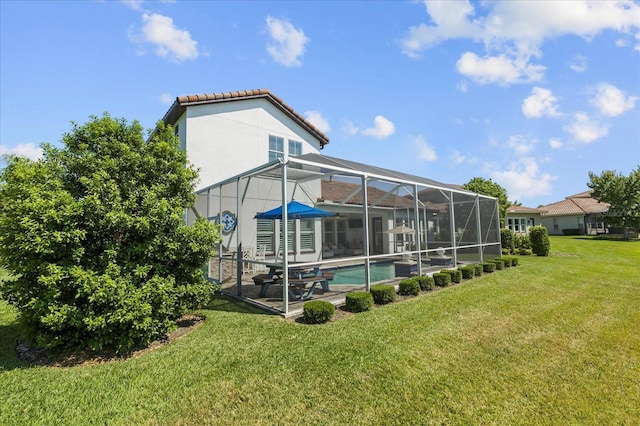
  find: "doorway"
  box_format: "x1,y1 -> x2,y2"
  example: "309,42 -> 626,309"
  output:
371,217 -> 383,254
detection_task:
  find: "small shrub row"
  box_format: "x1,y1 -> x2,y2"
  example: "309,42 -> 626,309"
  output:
433,272 -> 451,287
441,269 -> 462,283
303,300 -> 336,324
398,278 -> 420,296
370,284 -> 396,305
345,291 -> 374,313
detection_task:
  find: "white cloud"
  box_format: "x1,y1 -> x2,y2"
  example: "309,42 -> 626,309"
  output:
121,0 -> 144,11
522,87 -> 561,118
456,52 -> 545,85
0,143 -> 43,161
413,135 -> 438,161
342,120 -> 359,136
304,111 -> 331,134
129,13 -> 199,63
507,135 -> 535,155
159,92 -> 173,104
590,82 -> 638,116
549,138 -> 563,149
400,1 -> 640,84
449,149 -> 466,164
636,32 -> 640,51
489,157 -> 556,201
265,16 -> 309,67
569,54 -> 587,72
457,80 -> 469,92
564,112 -> 609,143
362,115 -> 395,140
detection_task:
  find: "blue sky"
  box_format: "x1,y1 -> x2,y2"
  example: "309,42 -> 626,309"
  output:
1,0 -> 639,207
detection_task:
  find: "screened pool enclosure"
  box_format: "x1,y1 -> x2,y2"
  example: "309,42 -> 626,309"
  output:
189,153 -> 501,315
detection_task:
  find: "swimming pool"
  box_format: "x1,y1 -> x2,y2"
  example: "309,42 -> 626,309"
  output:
328,262 -> 395,285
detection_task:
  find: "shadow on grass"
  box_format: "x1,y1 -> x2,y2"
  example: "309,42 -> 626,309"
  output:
0,322 -> 26,371
206,295 -> 272,316
574,236 -> 640,242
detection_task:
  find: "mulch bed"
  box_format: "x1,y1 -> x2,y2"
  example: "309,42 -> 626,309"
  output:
15,314 -> 205,367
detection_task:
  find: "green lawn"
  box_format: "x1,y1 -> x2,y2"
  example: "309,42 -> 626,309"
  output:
1,236 -> 639,425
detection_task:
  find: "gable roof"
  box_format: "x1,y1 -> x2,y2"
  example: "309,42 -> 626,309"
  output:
320,179 -> 415,208
540,190 -> 609,217
162,89 -> 329,147
507,205 -> 545,214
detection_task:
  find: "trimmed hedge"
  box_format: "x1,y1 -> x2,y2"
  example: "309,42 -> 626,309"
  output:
433,272 -> 451,287
441,269 -> 462,283
398,278 -> 420,296
519,248 -> 532,256
508,256 -> 519,266
472,264 -> 483,277
345,291 -> 374,313
459,266 -> 475,279
370,284 -> 396,305
416,275 -> 435,291
488,259 -> 505,270
497,257 -> 512,267
481,262 -> 496,273
303,300 -> 335,324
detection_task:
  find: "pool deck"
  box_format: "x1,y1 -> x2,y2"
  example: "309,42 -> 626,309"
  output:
218,259 -> 452,318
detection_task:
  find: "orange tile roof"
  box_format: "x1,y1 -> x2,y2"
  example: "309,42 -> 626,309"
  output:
507,205 -> 545,214
320,180 -> 415,208
162,89 -> 329,146
540,190 -> 609,217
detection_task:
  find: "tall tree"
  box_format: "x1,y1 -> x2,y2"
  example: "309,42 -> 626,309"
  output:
0,114 -> 220,351
588,166 -> 640,238
463,177 -> 511,226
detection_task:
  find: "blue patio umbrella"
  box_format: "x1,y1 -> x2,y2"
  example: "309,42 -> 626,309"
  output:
254,200 -> 335,220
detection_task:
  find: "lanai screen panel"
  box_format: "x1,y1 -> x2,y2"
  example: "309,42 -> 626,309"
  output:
453,192 -> 480,248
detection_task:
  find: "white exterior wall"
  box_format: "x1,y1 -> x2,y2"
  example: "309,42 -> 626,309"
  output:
540,215 -> 583,235
181,98 -> 323,190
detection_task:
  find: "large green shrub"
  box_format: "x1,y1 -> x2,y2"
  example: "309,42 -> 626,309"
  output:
529,226 -> 551,256
441,269 -> 462,283
415,275 -> 435,291
345,291 -> 374,313
433,273 -> 451,287
459,266 -> 475,280
0,115 -> 220,352
398,278 -> 420,296
501,228 -> 516,254
515,234 -> 532,250
370,285 -> 396,304
303,300 -> 335,324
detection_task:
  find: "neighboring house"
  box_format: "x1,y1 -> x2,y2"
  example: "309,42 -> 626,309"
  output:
539,191 -> 610,235
505,205 -> 544,233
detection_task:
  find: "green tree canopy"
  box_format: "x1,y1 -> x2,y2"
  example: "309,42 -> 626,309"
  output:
463,177 -> 511,225
0,114 -> 220,351
588,166 -> 640,236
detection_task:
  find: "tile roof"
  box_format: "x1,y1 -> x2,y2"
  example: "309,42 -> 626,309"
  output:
162,89 -> 329,146
320,179 -> 415,208
506,205 -> 545,214
540,190 -> 609,217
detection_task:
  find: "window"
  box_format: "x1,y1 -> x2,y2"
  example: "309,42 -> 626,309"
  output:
257,219 -> 275,254
507,218 -> 527,233
269,135 -> 284,162
553,218 -> 559,232
289,140 -> 302,156
299,219 -> 314,252
258,218 -> 315,255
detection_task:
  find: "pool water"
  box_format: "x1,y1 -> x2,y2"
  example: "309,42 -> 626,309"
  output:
328,262 -> 395,285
